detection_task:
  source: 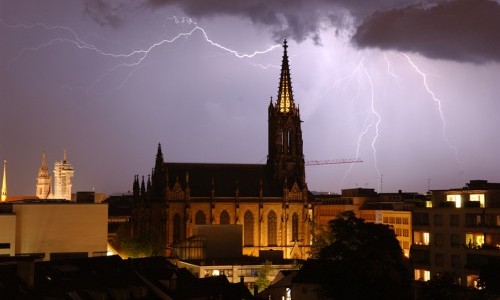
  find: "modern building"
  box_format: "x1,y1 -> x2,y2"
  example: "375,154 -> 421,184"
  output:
133,40 -> 314,259
0,200 -> 107,260
314,188 -> 423,258
411,180 -> 500,287
35,150 -> 75,201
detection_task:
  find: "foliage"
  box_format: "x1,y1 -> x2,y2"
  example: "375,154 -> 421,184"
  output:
309,220 -> 333,258
254,260 -> 273,293
316,211 -> 412,300
119,225 -> 162,258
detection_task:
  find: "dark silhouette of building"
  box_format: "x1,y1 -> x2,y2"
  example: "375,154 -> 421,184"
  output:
133,40 -> 313,259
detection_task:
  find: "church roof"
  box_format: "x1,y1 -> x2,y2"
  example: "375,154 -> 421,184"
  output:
165,163 -> 284,198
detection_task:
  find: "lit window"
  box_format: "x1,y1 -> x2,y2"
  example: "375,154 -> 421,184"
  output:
423,232 -> 430,245
447,195 -> 462,208
470,194 -> 485,208
465,233 -> 484,248
415,269 -> 430,281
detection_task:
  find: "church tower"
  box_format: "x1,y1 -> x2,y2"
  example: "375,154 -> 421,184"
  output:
36,150 -> 52,199
52,149 -> 74,200
267,39 -> 306,188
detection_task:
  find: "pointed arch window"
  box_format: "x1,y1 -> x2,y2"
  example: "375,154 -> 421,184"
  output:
195,210 -> 206,225
173,213 -> 181,243
244,211 -> 254,246
268,210 -> 277,246
292,213 -> 299,242
220,210 -> 230,224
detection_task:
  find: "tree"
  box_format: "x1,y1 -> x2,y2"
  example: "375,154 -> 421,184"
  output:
477,260 -> 500,299
315,211 -> 412,299
254,260 -> 273,293
119,226 -> 162,258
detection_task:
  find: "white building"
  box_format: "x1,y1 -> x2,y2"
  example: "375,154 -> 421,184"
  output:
36,150 -> 74,201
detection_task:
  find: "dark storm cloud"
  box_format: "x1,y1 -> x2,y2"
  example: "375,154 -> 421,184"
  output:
82,0 -> 500,63
82,0 -> 418,42
353,0 -> 500,63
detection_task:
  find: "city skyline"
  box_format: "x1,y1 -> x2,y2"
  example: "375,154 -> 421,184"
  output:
2,0 -> 500,196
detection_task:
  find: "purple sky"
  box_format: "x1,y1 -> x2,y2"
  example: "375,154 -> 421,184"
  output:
2,0 -> 500,196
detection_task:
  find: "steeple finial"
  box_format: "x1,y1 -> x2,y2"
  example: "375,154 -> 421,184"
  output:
277,39 -> 295,113
1,160 -> 7,202
63,149 -> 67,163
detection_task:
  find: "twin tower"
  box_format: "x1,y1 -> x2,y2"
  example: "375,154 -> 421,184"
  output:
36,150 -> 75,200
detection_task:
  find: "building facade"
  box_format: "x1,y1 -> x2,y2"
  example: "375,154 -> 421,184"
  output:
411,180 -> 500,287
0,201 -> 108,260
133,40 -> 313,259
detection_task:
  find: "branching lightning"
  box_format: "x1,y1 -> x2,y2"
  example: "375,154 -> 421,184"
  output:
400,52 -> 460,164
334,58 -> 382,192
1,16 -> 280,94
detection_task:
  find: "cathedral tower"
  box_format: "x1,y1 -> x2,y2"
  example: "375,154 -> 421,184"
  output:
52,149 -> 74,200
36,150 -> 52,199
267,40 -> 306,188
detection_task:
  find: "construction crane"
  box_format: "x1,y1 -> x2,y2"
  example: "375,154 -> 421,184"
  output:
305,158 -> 363,166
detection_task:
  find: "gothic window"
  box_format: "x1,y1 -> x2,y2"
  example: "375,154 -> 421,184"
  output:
292,213 -> 299,242
220,210 -> 230,224
268,210 -> 277,246
173,213 -> 181,243
195,210 -> 206,225
244,211 -> 254,246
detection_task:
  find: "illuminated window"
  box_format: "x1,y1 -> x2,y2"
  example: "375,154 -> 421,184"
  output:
465,233 -> 484,248
414,231 -> 430,245
195,210 -> 206,225
470,194 -> 485,208
220,210 -> 230,224
292,213 -> 299,242
425,201 -> 433,208
415,269 -> 430,281
447,194 -> 462,208
268,211 -> 277,246
424,232 -> 430,245
244,211 -> 254,246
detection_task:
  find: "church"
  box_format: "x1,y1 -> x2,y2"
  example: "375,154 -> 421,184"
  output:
133,40 -> 314,259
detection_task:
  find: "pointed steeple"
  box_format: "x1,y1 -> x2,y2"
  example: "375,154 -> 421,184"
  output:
36,150 -> 52,199
1,160 -> 7,202
277,39 -> 296,113
267,39 -> 306,192
151,143 -> 166,200
133,175 -> 140,200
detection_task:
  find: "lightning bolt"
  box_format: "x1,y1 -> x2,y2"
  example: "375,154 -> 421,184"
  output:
400,53 -> 460,164
1,16 -> 280,94
333,58 -> 382,192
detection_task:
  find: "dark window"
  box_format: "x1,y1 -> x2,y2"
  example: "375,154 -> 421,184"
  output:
451,255 -> 461,268
268,211 -> 277,246
450,214 -> 459,227
0,243 -> 10,249
292,213 -> 299,242
195,210 -> 206,225
435,253 -> 444,266
414,213 -> 429,226
451,234 -> 461,247
434,214 -> 443,226
435,233 -> 444,247
173,213 -> 181,243
244,211 -> 254,246
220,210 -> 230,224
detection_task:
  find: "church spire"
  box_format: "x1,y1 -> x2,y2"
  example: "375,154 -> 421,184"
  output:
1,160 -> 7,202
267,40 -> 306,190
277,39 -> 295,113
36,150 -> 52,199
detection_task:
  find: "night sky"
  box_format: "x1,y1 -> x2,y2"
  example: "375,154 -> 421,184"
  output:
2,0 -> 500,196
